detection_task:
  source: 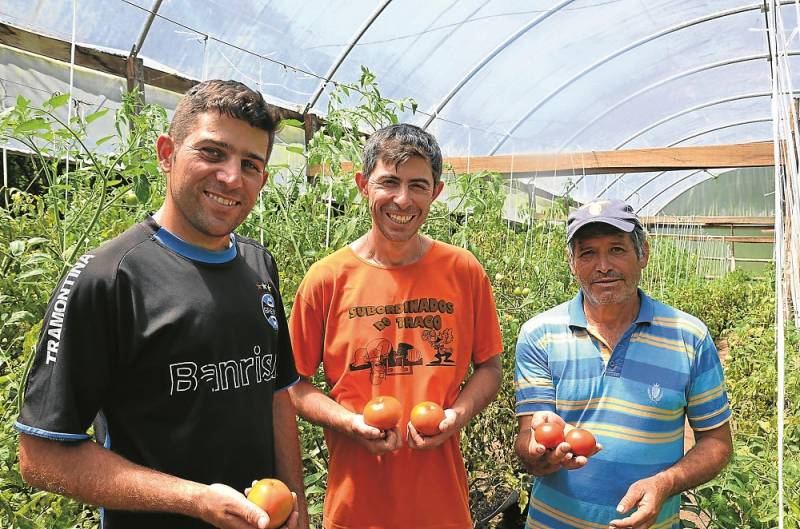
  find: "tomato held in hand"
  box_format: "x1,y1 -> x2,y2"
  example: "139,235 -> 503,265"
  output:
534,422 -> 565,449
565,428 -> 597,457
410,401 -> 446,436
363,395 -> 402,430
246,478 -> 293,529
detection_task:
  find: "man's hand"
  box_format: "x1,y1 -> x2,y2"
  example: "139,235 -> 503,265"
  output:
243,482 -> 300,529
609,474 -> 673,529
196,483 -> 272,529
406,408 -> 460,450
347,414 -> 402,454
515,412 -> 602,476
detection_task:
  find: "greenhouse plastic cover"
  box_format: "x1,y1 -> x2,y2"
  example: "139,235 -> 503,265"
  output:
0,0 -> 795,214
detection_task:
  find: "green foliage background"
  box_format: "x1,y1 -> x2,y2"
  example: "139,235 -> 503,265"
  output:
1,73 -> 797,528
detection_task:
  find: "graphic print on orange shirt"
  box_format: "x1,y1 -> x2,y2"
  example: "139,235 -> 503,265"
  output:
346,296 -> 456,385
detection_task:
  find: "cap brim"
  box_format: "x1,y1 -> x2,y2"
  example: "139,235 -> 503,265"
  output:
567,217 -> 637,242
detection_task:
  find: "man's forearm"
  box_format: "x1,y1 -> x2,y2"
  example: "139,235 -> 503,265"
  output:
659,422 -> 733,496
450,355 -> 502,429
19,434 -> 205,517
273,390 -> 309,528
288,378 -> 355,434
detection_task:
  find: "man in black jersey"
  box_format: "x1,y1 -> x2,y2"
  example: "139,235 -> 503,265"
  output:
16,80 -> 307,529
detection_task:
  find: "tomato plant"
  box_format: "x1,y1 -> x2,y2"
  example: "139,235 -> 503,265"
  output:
565,428 -> 596,457
362,395 -> 402,430
534,423 -> 564,449
246,478 -> 293,529
410,401 -> 445,436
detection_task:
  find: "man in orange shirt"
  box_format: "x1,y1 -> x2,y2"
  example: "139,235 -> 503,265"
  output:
289,123 -> 503,529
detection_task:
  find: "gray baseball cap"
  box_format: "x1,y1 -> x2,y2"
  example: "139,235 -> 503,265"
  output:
566,199 -> 642,243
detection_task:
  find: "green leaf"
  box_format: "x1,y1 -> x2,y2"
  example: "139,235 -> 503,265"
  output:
15,118 -> 49,133
280,118 -> 303,128
17,269 -> 46,280
44,93 -> 70,109
26,237 -> 49,247
6,311 -> 34,326
16,94 -> 31,110
134,175 -> 151,203
303,471 -> 324,486
10,240 -> 25,256
85,108 -> 110,124
96,134 -> 115,146
286,145 -> 306,155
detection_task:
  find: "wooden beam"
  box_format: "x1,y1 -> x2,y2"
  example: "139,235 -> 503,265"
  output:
309,142 -> 775,178
0,22 -> 305,122
650,233 -> 774,243
444,142 -> 774,176
640,215 -> 774,226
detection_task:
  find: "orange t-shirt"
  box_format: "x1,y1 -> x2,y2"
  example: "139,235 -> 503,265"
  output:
290,240 -> 502,529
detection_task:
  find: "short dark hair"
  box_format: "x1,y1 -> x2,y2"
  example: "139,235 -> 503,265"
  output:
567,222 -> 647,260
169,79 -> 278,159
362,124 -> 443,185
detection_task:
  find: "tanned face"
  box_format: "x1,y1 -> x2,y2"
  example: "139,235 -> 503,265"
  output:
156,112 -> 270,250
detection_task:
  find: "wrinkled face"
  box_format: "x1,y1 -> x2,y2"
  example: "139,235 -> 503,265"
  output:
356,156 -> 444,242
569,231 -> 649,307
157,112 -> 269,250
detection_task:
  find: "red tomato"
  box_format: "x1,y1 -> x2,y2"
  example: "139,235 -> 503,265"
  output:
362,395 -> 402,430
565,428 -> 597,457
246,478 -> 293,529
534,422 -> 565,449
410,401 -> 445,436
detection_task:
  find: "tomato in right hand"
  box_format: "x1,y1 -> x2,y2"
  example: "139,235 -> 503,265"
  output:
246,478 -> 293,529
363,396 -> 402,430
565,428 -> 597,456
534,422 -> 565,449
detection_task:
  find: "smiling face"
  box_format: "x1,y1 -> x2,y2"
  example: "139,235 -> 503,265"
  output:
156,111 -> 270,250
569,230 -> 649,307
356,155 -> 444,242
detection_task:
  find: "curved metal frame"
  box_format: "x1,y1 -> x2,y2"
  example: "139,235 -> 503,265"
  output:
562,50 -> 800,195
635,170 -> 707,214
558,53 -> 782,150
421,0 -> 578,129
305,0 -> 393,112
590,92 -> 775,199
613,118 -> 772,211
488,2 -> 772,155
666,117 -> 771,147
591,118 -> 771,205
616,92 -> 772,150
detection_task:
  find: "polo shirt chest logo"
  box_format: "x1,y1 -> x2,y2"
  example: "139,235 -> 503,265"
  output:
647,382 -> 663,403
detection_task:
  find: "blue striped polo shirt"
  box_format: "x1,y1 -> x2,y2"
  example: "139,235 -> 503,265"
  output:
514,289 -> 730,529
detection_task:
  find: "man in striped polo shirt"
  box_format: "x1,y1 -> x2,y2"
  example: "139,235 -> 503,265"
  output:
514,199 -> 732,529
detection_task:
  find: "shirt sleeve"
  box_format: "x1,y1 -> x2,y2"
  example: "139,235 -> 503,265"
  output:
686,332 -> 731,431
288,265 -> 326,378
15,254 -> 114,441
468,257 -> 503,365
514,322 -> 556,416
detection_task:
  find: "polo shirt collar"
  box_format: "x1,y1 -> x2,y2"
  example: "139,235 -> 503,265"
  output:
568,288 -> 654,329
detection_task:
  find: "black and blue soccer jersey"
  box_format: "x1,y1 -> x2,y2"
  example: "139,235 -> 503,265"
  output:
16,215 -> 298,529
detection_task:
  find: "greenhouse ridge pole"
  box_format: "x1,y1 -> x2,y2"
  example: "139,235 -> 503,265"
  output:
304,0 -> 393,114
